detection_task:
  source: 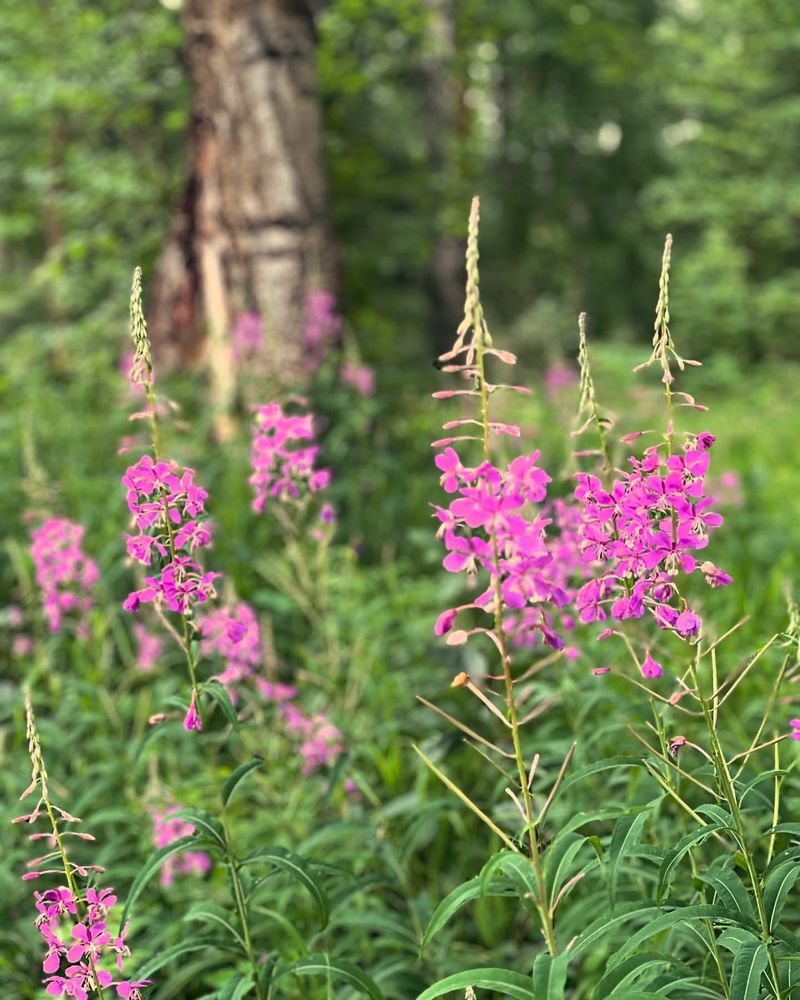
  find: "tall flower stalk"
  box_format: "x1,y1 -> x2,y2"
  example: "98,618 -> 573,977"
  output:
15,689 -> 149,998
423,197 -> 573,957
122,267 -> 219,730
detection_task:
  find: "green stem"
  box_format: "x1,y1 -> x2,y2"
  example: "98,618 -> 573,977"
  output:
143,382 -> 200,707
689,657 -> 785,999
474,313 -> 558,958
222,817 -> 266,1000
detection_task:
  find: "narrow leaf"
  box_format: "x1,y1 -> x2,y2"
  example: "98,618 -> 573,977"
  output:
274,954 -> 383,1000
221,758 -> 263,809
593,951 -> 683,996
730,940 -> 768,1000
415,968 -> 536,1000
532,951 -> 570,999
131,940 -> 211,980
119,834 -> 200,930
199,679 -> 240,728
657,823 -> 721,903
763,858 -> 800,931
174,809 -> 227,849
608,905 -> 757,968
420,873 -> 514,950
240,845 -> 329,928
697,859 -> 754,918
555,756 -> 644,799
609,808 -> 652,905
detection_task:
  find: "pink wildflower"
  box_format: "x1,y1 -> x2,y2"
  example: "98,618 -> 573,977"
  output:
341,362 -> 375,396
30,519 -> 98,634
250,403 -> 331,510
151,806 -> 211,887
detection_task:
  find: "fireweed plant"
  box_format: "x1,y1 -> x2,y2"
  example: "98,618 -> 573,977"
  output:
15,690 -> 149,999
121,267 -> 230,731
417,201 -> 800,999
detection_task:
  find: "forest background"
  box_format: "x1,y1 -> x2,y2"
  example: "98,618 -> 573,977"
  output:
2,0 -> 800,997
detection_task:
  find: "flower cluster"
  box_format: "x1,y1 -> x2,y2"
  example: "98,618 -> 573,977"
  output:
132,622 -> 163,673
281,703 -> 345,775
16,693 -> 148,999
4,603 -> 33,657
151,806 -> 211,887
250,403 -> 331,511
341,361 -> 375,397
574,433 -> 731,639
29,884 -> 147,998
433,448 -> 569,647
231,312 -> 263,365
199,601 -> 262,693
30,519 -> 99,635
504,497 -> 593,650
122,455 -> 219,615
257,683 -> 343,775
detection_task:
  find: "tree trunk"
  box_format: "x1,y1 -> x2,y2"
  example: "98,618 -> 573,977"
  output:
421,0 -> 468,350
149,0 -> 336,417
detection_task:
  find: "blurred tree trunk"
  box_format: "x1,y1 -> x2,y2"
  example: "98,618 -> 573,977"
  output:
421,0 -> 467,349
150,0 -> 335,424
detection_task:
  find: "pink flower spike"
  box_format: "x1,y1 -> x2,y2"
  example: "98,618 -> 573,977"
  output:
592,667 -> 611,676
790,719 -> 800,741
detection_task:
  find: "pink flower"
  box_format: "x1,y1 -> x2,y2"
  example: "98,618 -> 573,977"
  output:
132,623 -> 162,673
199,602 -> 262,694
641,651 -> 663,679
29,519 -> 98,634
341,362 -> 375,396
183,696 -> 202,732
231,312 -> 263,363
151,806 -> 211,887
250,402 -> 331,510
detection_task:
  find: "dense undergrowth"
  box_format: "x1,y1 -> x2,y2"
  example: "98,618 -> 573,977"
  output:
2,207 -> 800,999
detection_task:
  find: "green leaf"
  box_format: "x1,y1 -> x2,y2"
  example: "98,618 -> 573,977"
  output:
545,833 -> 589,908
221,758 -> 263,809
118,834 -> 200,931
657,823 -> 722,903
730,940 -> 768,1000
240,845 -> 329,928
174,808 -> 227,849
608,807 -> 653,906
695,804 -> 735,829
199,679 -> 240,728
532,951 -> 570,999
608,905 -> 757,968
772,823 -> 800,839
217,972 -> 254,1000
415,968 -> 535,999
274,954 -> 383,999
420,873 -> 514,951
593,951 -> 683,997
573,904 -> 662,957
490,851 -> 541,919
555,756 -> 645,799
184,901 -> 248,953
697,859 -> 754,918
717,927 -> 759,953
763,858 -> 800,930
131,940 -> 213,980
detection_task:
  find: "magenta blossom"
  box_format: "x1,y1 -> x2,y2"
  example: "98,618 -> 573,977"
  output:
30,519 -> 98,634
